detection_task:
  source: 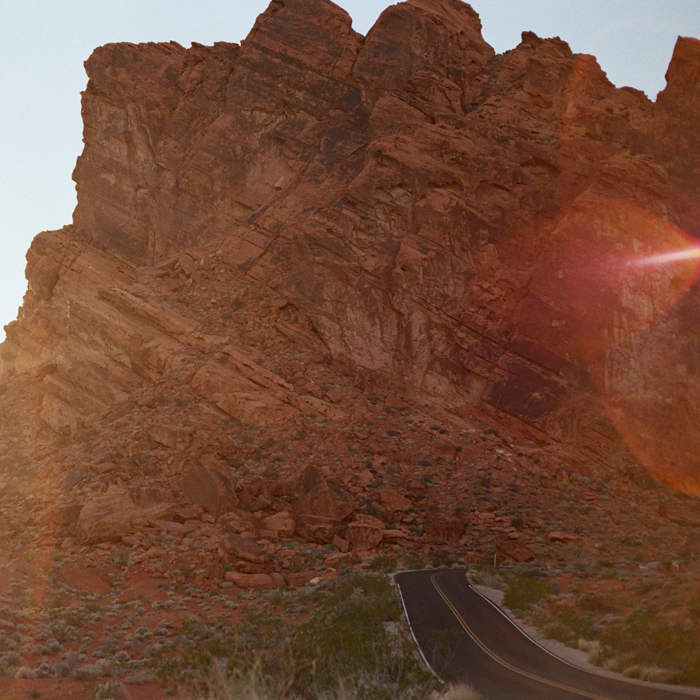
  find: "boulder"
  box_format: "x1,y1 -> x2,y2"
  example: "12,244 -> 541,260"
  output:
133,486 -> 175,507
332,535 -> 350,553
430,440 -> 458,459
225,572 -> 276,589
291,480 -> 353,543
271,572 -> 287,587
295,515 -> 342,544
203,562 -> 225,580
76,486 -> 136,544
180,466 -> 238,517
325,388 -> 342,403
61,468 -> 88,492
358,470 -> 374,487
325,552 -> 354,568
222,535 -> 268,564
355,514 -> 385,528
190,362 -> 297,425
321,435 -> 350,456
263,511 -> 295,538
346,514 -> 385,551
378,488 -> 412,511
172,506 -> 201,522
219,508 -> 263,535
291,481 -> 353,522
149,424 -> 189,449
496,540 -> 535,563
548,531 -> 577,544
273,464 -> 322,499
131,502 -> 177,526
382,528 -> 414,543
220,508 -> 263,537
49,503 -> 83,526
660,502 -> 700,527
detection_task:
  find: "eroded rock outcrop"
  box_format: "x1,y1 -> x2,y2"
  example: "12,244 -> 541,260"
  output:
2,0 -> 700,493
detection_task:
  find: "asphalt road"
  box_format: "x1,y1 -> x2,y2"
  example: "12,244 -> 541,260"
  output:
395,569 -> 700,700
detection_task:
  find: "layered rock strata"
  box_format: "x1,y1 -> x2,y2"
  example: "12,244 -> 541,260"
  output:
2,0 -> 700,492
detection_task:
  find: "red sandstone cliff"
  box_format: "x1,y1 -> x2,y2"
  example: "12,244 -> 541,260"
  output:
2,0 -> 700,493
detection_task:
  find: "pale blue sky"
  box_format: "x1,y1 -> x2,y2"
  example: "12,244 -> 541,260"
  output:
0,0 -> 698,333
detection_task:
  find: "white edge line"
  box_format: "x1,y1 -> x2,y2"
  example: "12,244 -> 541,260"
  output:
469,583 -> 586,671
468,581 -> 700,698
393,573 -> 445,683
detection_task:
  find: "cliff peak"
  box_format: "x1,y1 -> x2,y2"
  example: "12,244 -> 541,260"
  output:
353,0 -> 493,90
654,35 -> 700,183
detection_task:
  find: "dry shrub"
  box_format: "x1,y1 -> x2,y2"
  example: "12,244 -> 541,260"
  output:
578,638 -> 602,665
622,665 -> 679,684
434,683 -> 484,700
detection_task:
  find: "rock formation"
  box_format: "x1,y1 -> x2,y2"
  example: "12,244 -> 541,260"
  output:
2,0 -> 700,497
1,5 -> 700,690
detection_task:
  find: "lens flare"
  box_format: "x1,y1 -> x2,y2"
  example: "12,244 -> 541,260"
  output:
523,198 -> 700,494
630,246 -> 700,267
526,199 -> 700,361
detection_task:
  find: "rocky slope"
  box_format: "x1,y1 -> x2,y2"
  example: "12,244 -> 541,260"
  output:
3,0 -> 700,494
0,0 -> 698,692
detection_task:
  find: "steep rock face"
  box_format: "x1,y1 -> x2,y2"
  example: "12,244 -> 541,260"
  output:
3,0 -> 700,492
654,36 -> 700,184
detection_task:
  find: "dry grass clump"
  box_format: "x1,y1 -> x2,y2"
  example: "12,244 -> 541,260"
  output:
193,669 -> 484,700
621,665 -> 679,684
466,566 -> 504,591
577,638 -> 603,665
433,684 -> 484,700
503,575 -> 550,612
193,660 -> 277,700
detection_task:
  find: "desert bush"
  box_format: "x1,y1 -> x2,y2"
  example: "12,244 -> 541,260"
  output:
622,664 -> 678,684
429,550 -> 453,569
288,573 -> 436,699
193,665 -> 479,700
577,592 -> 622,615
598,612 -> 700,686
435,684 -> 484,700
402,550 -> 425,570
503,576 -> 550,611
192,659 -> 277,700
94,680 -> 126,699
369,555 -> 398,573
157,574 -> 439,700
540,611 -> 596,644
466,566 -> 504,591
532,607 -> 700,686
578,639 -> 602,665
425,629 -> 463,678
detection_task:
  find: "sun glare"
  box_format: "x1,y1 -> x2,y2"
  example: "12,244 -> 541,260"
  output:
524,199 -> 700,493
630,246 -> 700,267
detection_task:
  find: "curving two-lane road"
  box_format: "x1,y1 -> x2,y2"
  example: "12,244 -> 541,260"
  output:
395,569 -> 700,700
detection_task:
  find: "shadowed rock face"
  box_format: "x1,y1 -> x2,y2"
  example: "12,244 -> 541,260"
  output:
3,0 -> 700,492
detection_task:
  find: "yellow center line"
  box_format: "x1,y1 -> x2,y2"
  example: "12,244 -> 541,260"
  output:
430,573 -> 617,700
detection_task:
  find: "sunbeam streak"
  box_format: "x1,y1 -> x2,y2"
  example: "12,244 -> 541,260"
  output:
631,246 -> 700,267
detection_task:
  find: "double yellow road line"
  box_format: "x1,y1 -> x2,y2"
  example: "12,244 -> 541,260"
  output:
430,573 -> 617,700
